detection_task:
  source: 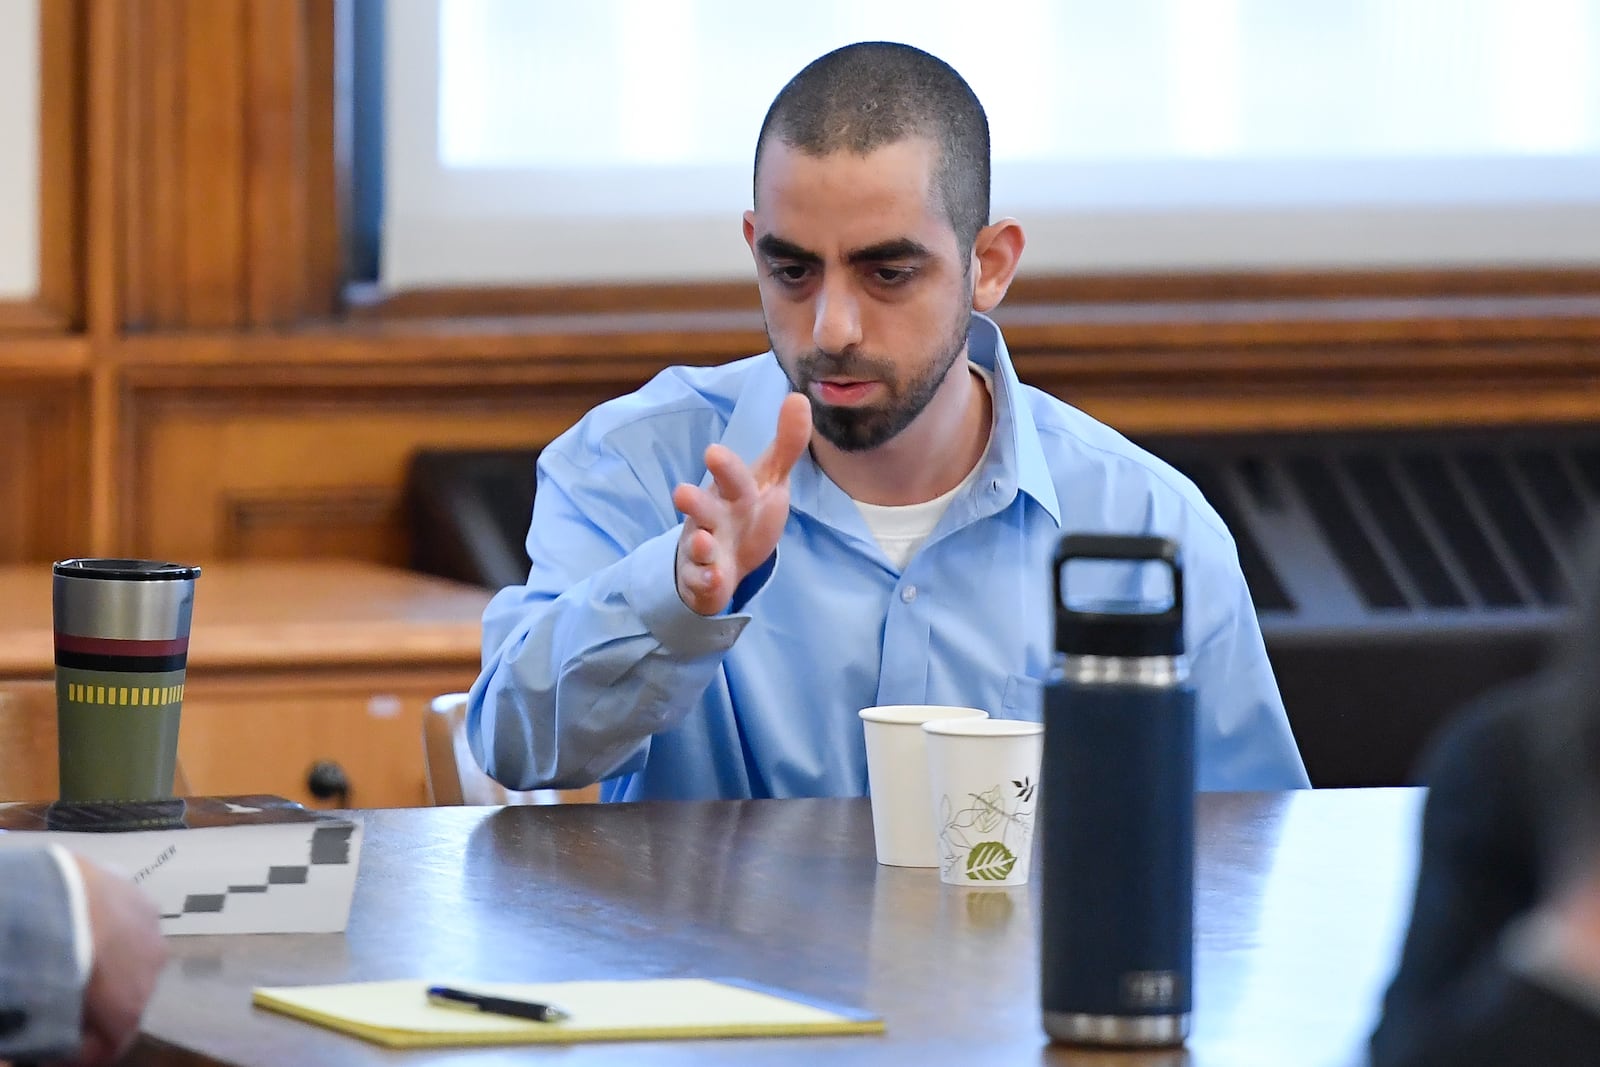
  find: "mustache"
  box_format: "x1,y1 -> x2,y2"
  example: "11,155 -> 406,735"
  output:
793,349 -> 894,383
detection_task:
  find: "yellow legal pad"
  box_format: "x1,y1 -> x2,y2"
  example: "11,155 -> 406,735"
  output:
251,978 -> 885,1047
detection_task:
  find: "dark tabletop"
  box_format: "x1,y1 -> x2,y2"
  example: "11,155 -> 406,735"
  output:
125,789 -> 1423,1067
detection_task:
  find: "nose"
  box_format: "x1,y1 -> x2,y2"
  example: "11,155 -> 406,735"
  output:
812,276 -> 862,355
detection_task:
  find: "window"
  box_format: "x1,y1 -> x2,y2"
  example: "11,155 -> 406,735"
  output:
381,0 -> 1600,290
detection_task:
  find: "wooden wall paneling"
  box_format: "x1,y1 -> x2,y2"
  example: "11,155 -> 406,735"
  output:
120,376 -> 622,565
115,0 -> 339,330
245,0 -> 309,324
30,0 -> 83,331
85,0 -> 123,339
99,314 -> 1600,564
304,0 -> 342,318
221,488 -> 400,562
177,669 -> 472,809
85,0 -> 126,552
0,363 -> 93,564
116,0 -> 197,331
148,0 -> 190,327
116,0 -> 151,329
180,0 -> 248,327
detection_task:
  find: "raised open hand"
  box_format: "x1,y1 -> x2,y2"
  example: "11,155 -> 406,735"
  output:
673,393 -> 812,616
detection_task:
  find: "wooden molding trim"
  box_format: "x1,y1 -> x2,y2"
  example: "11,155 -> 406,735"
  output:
1007,267 -> 1600,303
348,268 -> 1600,322
221,487 -> 399,561
104,290 -> 1600,375
0,335 -> 91,374
345,279 -> 764,319
0,298 -> 74,336
96,321 -> 1600,439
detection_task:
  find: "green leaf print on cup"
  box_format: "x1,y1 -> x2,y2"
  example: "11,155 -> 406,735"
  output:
965,840 -> 1017,881
937,778 -> 1037,884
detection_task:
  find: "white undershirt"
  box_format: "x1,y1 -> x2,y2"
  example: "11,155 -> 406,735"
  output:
853,365 -> 994,571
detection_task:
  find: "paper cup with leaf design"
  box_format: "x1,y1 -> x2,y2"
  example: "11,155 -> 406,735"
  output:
922,718 -> 1043,888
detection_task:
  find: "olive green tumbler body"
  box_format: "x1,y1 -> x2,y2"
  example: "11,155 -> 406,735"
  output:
52,558 -> 201,801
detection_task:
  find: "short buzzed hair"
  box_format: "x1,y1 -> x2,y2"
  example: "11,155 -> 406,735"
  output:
753,42 -> 991,259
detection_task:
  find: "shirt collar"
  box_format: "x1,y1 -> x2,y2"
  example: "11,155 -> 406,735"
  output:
967,312 -> 1062,527
719,313 -> 1062,528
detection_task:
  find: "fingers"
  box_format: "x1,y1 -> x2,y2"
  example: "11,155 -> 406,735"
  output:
675,524 -> 730,616
683,526 -> 717,568
673,484 -> 725,542
669,395 -> 809,617
704,444 -> 759,503
686,394 -> 811,509
754,393 -> 812,485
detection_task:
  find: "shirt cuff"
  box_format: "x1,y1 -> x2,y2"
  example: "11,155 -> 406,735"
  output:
625,527 -> 755,656
45,845 -> 94,982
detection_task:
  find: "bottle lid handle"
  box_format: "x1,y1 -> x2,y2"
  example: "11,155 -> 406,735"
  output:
1052,534 -> 1184,656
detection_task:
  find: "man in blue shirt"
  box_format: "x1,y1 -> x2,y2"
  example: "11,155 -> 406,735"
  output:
469,41 -> 1309,801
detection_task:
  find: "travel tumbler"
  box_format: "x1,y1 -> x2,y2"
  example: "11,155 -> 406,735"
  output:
53,558 -> 200,801
1039,533 -> 1195,1046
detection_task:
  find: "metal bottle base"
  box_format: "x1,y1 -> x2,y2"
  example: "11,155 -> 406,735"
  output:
1042,1010 -> 1190,1047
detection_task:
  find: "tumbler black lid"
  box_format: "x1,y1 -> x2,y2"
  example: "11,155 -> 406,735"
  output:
54,558 -> 202,581
1053,534 -> 1184,658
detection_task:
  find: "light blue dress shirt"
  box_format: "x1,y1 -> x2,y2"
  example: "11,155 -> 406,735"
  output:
470,314 -> 1310,800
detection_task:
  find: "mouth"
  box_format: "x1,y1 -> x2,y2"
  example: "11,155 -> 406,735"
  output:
815,379 -> 879,406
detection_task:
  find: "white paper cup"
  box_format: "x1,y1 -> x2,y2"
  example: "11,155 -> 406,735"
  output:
922,718 -> 1044,887
860,705 -> 989,866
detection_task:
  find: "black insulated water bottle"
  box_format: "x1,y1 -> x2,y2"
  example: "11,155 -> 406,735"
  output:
1039,533 -> 1195,1047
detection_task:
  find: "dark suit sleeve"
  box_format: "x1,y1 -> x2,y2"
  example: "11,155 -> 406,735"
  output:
1368,677 -> 1550,1067
1375,953 -> 1600,1067
0,848 -> 85,1061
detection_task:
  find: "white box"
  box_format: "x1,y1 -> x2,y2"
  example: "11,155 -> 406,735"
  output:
0,794 -> 362,935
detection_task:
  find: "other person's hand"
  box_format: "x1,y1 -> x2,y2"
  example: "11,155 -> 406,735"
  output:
673,392 -> 811,615
66,855 -> 167,1066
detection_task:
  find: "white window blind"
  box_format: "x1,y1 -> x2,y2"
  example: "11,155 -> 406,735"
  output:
383,0 -> 1600,291
0,0 -> 39,301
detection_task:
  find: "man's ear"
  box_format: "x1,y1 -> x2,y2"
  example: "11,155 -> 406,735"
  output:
743,211 -> 758,254
970,219 -> 1025,313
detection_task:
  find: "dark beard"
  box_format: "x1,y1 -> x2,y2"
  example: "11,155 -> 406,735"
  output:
779,308 -> 972,452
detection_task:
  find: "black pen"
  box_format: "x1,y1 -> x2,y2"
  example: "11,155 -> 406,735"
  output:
425,985 -> 570,1023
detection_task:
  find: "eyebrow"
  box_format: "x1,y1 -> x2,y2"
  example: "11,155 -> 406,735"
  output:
754,234 -> 933,266
754,234 -> 820,266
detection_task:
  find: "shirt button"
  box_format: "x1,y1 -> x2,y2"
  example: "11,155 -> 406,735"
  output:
901,585 -> 918,603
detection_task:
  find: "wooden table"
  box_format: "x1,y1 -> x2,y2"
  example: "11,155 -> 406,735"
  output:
126,789 -> 1423,1066
0,562 -> 491,808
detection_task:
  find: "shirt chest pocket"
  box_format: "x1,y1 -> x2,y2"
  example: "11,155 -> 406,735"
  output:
1001,672 -> 1043,721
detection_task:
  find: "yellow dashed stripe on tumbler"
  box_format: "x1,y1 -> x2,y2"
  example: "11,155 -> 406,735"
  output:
67,682 -> 184,706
